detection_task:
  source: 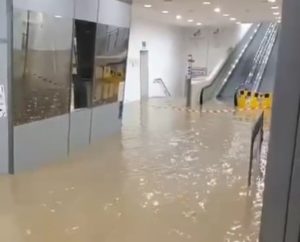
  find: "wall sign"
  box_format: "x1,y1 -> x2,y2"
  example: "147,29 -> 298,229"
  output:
0,85 -> 7,118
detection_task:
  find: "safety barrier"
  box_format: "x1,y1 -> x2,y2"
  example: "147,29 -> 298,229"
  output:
248,111 -> 264,186
235,89 -> 273,110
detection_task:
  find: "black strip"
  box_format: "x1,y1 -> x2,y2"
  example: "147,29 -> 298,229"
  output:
7,0 -> 14,174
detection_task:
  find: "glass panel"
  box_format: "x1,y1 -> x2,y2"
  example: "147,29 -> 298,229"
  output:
71,19 -> 96,110
13,9 -> 73,125
93,24 -> 129,106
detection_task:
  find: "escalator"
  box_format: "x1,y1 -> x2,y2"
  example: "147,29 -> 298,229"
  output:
200,22 -> 280,106
258,31 -> 280,93
217,23 -> 270,102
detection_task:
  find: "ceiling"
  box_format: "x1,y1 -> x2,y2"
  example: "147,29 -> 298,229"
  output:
133,0 -> 282,26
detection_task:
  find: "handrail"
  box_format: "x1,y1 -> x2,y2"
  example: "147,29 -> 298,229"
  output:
242,23 -> 277,90
252,25 -> 279,92
153,78 -> 171,97
199,23 -> 261,106
248,111 -> 264,186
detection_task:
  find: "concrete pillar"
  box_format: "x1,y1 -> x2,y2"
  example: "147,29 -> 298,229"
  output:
260,0 -> 300,241
0,0 -> 13,174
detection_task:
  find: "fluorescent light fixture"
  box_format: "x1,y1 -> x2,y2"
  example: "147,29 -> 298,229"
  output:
196,22 -> 203,26
223,14 -> 230,17
271,6 -> 279,9
214,7 -> 221,13
144,4 -> 152,8
203,1 -> 211,5
273,12 -> 280,15
176,15 -> 182,20
230,17 -> 237,21
187,19 -> 194,23
268,0 -> 276,2
162,10 -> 169,14
54,15 -> 62,18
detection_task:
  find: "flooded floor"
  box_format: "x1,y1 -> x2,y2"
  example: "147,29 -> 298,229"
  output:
0,99 -> 268,242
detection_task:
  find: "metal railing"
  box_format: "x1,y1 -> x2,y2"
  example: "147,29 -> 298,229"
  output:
153,78 -> 171,97
199,24 -> 261,106
248,111 -> 264,186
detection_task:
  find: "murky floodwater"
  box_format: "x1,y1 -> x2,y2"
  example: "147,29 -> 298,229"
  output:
0,99 -> 269,242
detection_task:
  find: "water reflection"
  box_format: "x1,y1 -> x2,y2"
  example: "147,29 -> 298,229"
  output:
93,24 -> 129,106
13,9 -> 72,125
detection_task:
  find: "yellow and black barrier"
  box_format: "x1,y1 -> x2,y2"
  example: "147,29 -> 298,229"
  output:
235,89 -> 273,110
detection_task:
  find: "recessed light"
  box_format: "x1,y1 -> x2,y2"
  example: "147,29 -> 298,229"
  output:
54,15 -> 62,18
196,22 -> 203,26
273,12 -> 280,15
271,6 -> 279,9
203,1 -> 211,5
223,14 -> 230,17
176,15 -> 182,20
230,17 -> 237,21
144,4 -> 152,8
214,7 -> 221,13
268,0 -> 276,2
162,10 -> 169,14
187,19 -> 194,23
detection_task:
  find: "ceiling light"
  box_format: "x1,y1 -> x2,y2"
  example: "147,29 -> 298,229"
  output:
214,7 -> 221,13
54,15 -> 62,18
230,17 -> 237,21
236,21 -> 242,24
176,15 -> 182,20
268,0 -> 276,2
162,10 -> 169,14
271,6 -> 279,9
196,22 -> 203,26
277,20 -> 281,23
273,12 -> 280,15
144,4 -> 152,8
203,1 -> 211,5
187,19 -> 194,23
223,14 -> 230,17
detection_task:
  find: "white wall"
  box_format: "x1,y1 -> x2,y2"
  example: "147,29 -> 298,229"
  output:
182,24 -> 252,75
124,9 -> 252,103
125,12 -> 185,102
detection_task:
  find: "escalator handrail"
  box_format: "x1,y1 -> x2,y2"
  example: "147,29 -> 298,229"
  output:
199,23 -> 261,105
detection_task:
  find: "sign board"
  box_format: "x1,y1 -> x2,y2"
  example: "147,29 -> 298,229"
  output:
0,85 -> 7,118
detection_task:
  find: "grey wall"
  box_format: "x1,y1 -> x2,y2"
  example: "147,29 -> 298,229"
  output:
260,0 -> 300,240
14,115 -> 69,172
0,0 -> 10,174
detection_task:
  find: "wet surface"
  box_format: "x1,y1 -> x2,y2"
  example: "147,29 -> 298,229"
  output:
0,99 -> 268,242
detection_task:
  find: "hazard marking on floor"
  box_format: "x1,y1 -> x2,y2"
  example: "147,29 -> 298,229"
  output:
150,105 -> 236,114
151,105 -> 264,115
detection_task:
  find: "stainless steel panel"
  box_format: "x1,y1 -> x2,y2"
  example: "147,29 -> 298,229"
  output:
13,9 -> 73,125
93,23 -> 129,106
0,0 -> 7,39
14,114 -> 69,172
98,0 -> 131,28
69,109 -> 91,153
74,0 -> 98,22
13,0 -> 75,19
90,102 -> 121,143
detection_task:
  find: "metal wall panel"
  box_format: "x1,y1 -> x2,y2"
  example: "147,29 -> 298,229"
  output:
13,0 -> 75,19
69,109 -> 92,153
98,0 -> 131,28
14,114 -> 69,172
90,102 -> 121,143
74,0 -> 98,22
